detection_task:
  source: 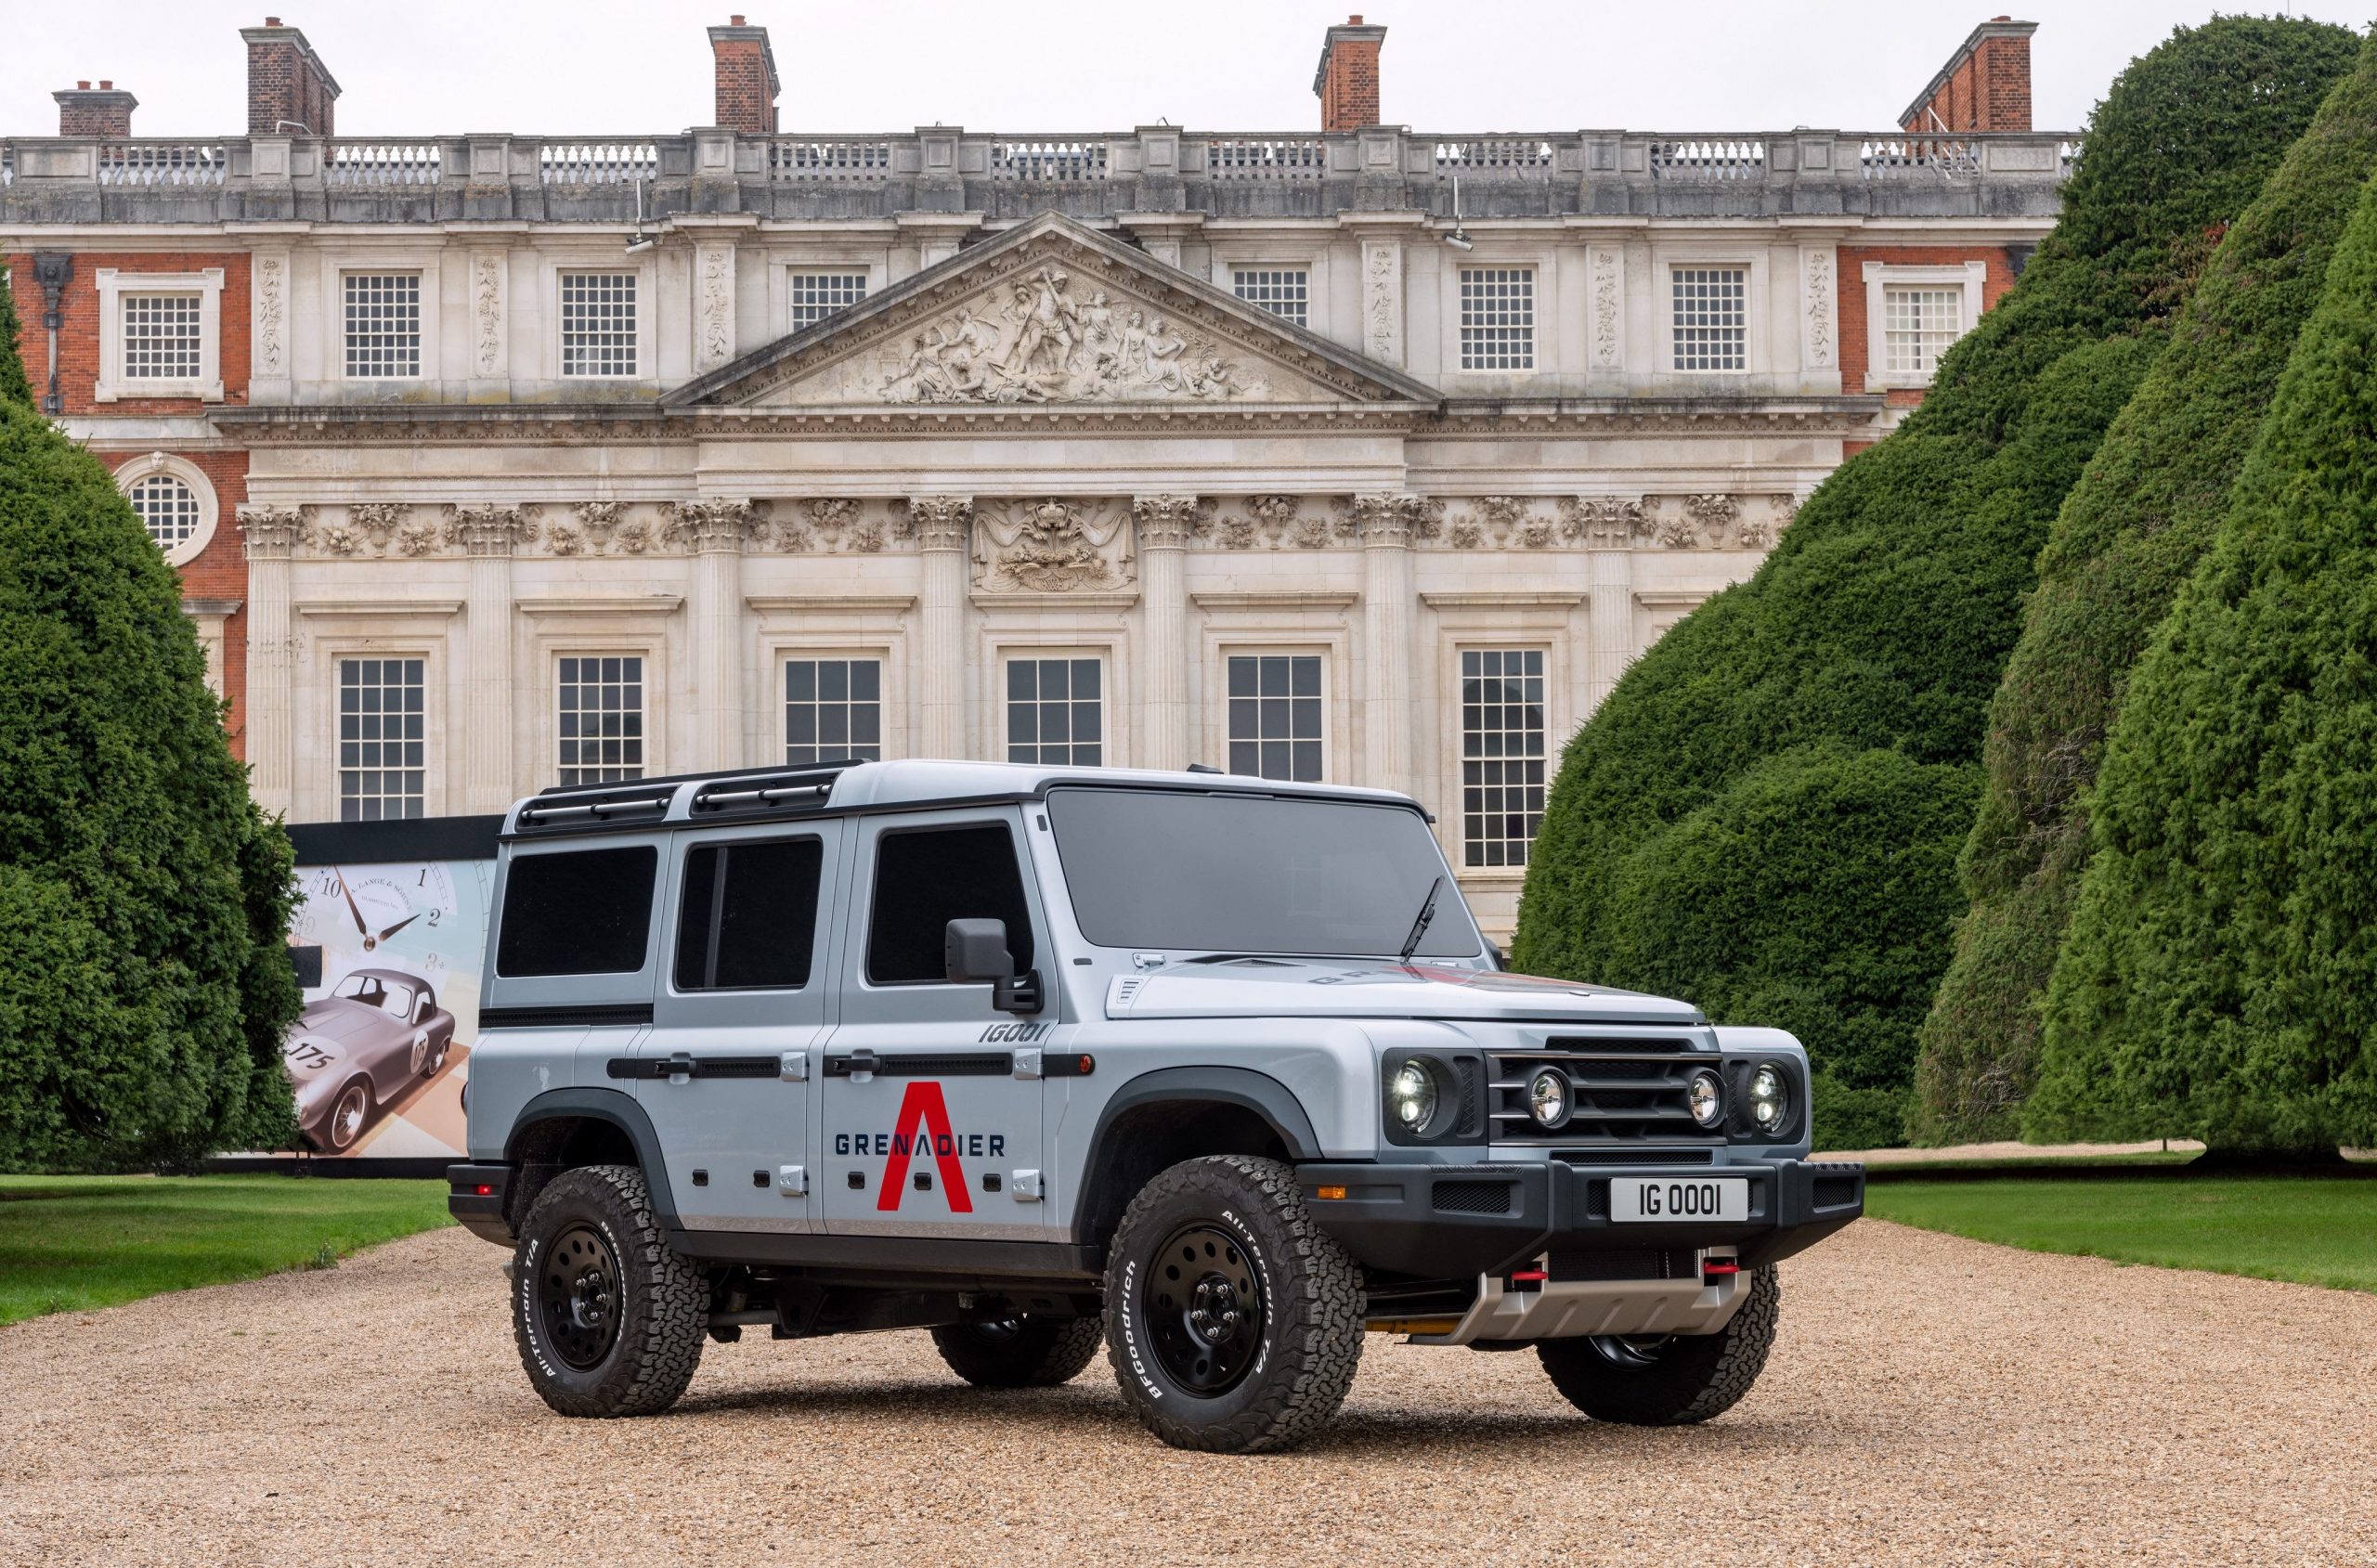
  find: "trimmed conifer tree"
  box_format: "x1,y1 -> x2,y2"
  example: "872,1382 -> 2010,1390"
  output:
1916,34 -> 2377,1143
1513,17 -> 2358,1147
0,397 -> 301,1170
2030,163 -> 2377,1160
0,275 -> 31,408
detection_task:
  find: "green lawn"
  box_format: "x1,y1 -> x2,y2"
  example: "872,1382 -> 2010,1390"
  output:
1865,1174 -> 2377,1294
0,1174 -> 452,1327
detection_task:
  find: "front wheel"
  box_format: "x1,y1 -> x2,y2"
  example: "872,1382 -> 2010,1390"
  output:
1537,1265 -> 1780,1426
930,1315 -> 1104,1388
1104,1155 -> 1366,1454
512,1164 -> 707,1418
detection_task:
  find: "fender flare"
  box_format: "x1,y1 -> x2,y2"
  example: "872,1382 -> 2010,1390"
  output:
503,1086 -> 679,1230
1081,1065 -> 1326,1166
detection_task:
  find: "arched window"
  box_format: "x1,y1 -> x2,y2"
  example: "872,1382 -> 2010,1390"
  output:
127,473 -> 202,552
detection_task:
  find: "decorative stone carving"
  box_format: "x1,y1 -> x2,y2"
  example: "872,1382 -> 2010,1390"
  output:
1132,494 -> 1204,551
1589,245 -> 1623,371
238,505 -> 305,559
1735,493 -> 1796,551
663,499 -> 761,554
395,517 -> 443,556
473,253 -> 505,378
572,500 -> 621,551
880,264 -> 1261,404
1653,493 -> 1739,549
255,255 -> 287,378
350,502 -> 407,553
1362,240 -> 1402,366
545,519 -> 587,555
1350,492 -> 1440,548
780,497 -> 856,553
1559,496 -> 1649,547
1802,247 -> 1836,370
445,503 -> 533,557
1449,496 -> 1547,549
696,244 -> 734,371
900,495 -> 975,553
612,516 -> 656,554
974,499 -> 1134,592
318,520 -> 363,556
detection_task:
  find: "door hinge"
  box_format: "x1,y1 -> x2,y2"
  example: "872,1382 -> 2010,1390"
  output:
779,1050 -> 808,1082
1010,1169 -> 1044,1202
777,1164 -> 807,1198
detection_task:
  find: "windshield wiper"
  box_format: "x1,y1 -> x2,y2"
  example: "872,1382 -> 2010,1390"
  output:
1398,875 -> 1444,965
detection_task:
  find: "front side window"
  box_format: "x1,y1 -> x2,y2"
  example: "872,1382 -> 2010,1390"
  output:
866,823 -> 1035,984
339,657 -> 425,822
786,657 -> 882,763
1672,266 -> 1748,371
675,837 -> 824,991
1883,285 -> 1964,378
561,271 -> 638,377
788,272 -> 868,332
126,473 -> 201,553
122,293 -> 203,382
1047,788 -> 1481,958
1459,267 -> 1534,370
344,274 -> 422,379
1227,654 -> 1324,783
1232,267 -> 1309,329
556,654 -> 644,785
1461,648 -> 1547,868
1007,656 -> 1103,766
496,846 -> 658,977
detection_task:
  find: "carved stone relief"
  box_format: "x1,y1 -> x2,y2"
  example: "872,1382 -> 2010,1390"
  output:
238,504 -> 305,559
972,498 -> 1135,591
254,255 -> 287,378
695,244 -> 735,372
1131,493 -> 1206,551
1362,240 -> 1403,367
1446,496 -> 1553,549
1349,492 -> 1442,548
446,503 -> 537,558
1588,245 -> 1623,372
1802,246 -> 1836,370
1558,496 -> 1649,547
473,253 -> 505,379
662,499 -> 763,554
899,495 -> 975,553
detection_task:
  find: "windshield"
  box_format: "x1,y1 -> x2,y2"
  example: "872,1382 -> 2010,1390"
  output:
1046,787 -> 1482,958
337,974 -> 416,1019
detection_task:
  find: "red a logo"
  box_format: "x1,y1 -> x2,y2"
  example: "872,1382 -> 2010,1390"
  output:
877,1081 -> 974,1214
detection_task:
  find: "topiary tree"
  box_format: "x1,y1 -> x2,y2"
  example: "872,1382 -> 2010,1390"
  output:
0,396 -> 300,1171
2030,162 -> 2377,1161
0,274 -> 30,408
1916,34 -> 2377,1144
1513,16 -> 2358,1147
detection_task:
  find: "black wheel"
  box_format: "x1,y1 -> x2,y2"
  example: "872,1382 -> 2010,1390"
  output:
513,1164 -> 707,1418
325,1080 -> 371,1151
1537,1265 -> 1781,1426
1104,1155 -> 1365,1454
930,1314 -> 1104,1388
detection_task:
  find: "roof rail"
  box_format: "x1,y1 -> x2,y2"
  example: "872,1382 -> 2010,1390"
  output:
514,781 -> 678,832
688,758 -> 863,820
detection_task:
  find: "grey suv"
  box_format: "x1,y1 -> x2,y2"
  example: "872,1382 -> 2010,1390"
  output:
449,759 -> 1863,1452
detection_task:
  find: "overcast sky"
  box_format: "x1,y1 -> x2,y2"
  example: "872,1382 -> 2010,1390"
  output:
3,2 -> 2370,138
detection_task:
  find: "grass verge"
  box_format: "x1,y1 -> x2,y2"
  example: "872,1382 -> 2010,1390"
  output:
0,1174 -> 452,1327
1865,1173 -> 2377,1293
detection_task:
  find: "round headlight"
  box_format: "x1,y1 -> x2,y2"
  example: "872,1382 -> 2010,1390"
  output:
1687,1069 -> 1724,1128
1388,1060 -> 1440,1132
1527,1069 -> 1570,1129
1749,1065 -> 1787,1133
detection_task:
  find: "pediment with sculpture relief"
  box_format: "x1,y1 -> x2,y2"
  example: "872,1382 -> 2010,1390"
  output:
668,211 -> 1442,412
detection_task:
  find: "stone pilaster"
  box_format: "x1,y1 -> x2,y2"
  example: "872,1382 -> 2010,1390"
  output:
1565,496 -> 1646,715
1133,494 -> 1201,771
238,505 -> 305,815
904,496 -> 974,758
1354,492 -> 1430,798
668,499 -> 760,771
448,504 -> 533,810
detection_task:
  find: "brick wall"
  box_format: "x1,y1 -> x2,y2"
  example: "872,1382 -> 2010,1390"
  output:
708,19 -> 780,136
94,449 -> 253,758
2,250 -> 252,416
1901,19 -> 2034,135
55,84 -> 136,137
1315,18 -> 1386,133
243,22 -> 338,136
1837,243 -> 2020,401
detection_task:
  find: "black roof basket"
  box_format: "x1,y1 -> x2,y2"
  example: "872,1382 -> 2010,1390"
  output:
688,758 -> 862,821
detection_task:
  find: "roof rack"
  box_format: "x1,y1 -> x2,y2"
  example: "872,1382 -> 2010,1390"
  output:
532,758 -> 863,800
688,758 -> 863,820
514,781 -> 678,832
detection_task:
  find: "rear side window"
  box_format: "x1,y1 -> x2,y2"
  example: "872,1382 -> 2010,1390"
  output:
866,823 -> 1035,984
496,847 -> 657,976
675,837 -> 824,991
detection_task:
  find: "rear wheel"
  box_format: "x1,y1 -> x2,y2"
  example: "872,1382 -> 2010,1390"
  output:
1537,1265 -> 1780,1425
325,1081 -> 371,1150
513,1164 -> 707,1418
930,1315 -> 1104,1388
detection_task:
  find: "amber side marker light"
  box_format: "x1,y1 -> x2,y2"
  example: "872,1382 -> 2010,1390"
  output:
1315,1185 -> 1347,1200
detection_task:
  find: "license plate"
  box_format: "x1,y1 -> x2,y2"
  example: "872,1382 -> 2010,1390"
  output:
1609,1176 -> 1748,1224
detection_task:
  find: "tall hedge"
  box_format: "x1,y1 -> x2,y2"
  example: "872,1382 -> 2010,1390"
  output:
0,397 -> 301,1170
2029,163 -> 2377,1159
1513,17 -> 2357,1149
0,276 -> 29,408
1916,34 -> 2377,1143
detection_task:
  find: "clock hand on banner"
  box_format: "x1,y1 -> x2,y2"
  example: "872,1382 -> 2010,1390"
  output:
335,867 -> 373,947
376,913 -> 422,943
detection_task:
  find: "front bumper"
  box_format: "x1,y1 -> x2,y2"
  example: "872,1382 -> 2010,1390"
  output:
446,1163 -> 514,1246
1297,1156 -> 1864,1280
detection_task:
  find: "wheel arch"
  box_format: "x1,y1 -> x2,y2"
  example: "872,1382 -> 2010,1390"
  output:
502,1087 -> 677,1234
1072,1068 -> 1323,1256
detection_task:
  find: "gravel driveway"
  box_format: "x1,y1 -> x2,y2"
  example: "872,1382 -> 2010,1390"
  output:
3,1218 -> 2372,1567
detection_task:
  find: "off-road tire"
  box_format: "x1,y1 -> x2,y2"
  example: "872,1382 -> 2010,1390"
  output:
513,1164 -> 707,1418
1104,1155 -> 1366,1454
930,1315 -> 1105,1388
1537,1265 -> 1780,1426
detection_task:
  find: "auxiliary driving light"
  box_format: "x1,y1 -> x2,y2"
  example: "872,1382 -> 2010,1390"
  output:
1527,1068 -> 1570,1129
1750,1065 -> 1788,1134
1687,1069 -> 1724,1128
1389,1060 -> 1441,1132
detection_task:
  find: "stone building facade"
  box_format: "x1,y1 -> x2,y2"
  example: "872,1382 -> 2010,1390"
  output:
1,15 -> 2074,934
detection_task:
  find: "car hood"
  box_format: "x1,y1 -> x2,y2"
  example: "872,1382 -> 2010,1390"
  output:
1102,958 -> 1705,1025
297,996 -> 394,1044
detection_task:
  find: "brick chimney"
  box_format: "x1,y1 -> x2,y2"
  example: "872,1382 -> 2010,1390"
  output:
242,17 -> 340,136
55,81 -> 137,137
1313,15 -> 1387,133
1900,17 -> 2036,135
708,15 -> 780,135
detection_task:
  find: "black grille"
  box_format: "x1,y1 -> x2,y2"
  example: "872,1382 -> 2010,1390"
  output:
1552,1148 -> 1715,1166
1812,1174 -> 1861,1209
1489,1037 -> 1723,1146
1432,1179 -> 1515,1216
1546,1248 -> 1694,1282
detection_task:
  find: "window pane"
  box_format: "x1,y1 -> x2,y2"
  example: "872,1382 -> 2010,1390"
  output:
561,271 -> 638,378
1231,267 -> 1309,329
125,474 -> 201,551
343,274 -> 422,379
1458,267 -> 1535,371
556,654 -> 644,785
1883,285 -> 1965,377
1671,266 -> 1748,372
497,847 -> 657,976
1224,654 -> 1324,782
1005,657 -> 1106,766
1461,648 -> 1548,866
784,657 -> 884,764
788,272 -> 869,332
339,656 -> 427,822
122,293 -> 203,381
675,837 -> 824,991
866,823 -> 1035,984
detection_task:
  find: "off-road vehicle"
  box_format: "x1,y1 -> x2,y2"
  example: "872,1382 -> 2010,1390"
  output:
449,759 -> 1863,1452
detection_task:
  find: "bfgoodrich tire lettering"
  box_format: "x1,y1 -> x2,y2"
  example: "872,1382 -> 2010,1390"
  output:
1537,1265 -> 1781,1426
1103,1155 -> 1365,1454
513,1163 -> 707,1418
930,1315 -> 1105,1388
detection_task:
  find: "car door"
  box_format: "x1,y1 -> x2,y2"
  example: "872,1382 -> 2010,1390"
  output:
821,809 -> 1050,1241
630,823 -> 842,1232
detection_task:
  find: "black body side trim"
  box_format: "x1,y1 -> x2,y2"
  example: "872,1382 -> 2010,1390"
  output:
823,1051 -> 1014,1078
667,1228 -> 1100,1284
446,1162 -> 513,1244
500,1087 -> 680,1230
482,1003 -> 656,1030
605,1054 -> 781,1081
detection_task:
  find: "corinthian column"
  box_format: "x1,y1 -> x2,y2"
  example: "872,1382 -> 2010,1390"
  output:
237,505 -> 305,815
904,496 -> 974,758
448,504 -> 532,811
669,500 -> 757,772
1133,494 -> 1200,771
1569,496 -> 1647,715
1354,492 -> 1429,799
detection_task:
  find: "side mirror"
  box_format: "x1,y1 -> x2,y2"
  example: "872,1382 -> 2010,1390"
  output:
943,918 -> 1044,1016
